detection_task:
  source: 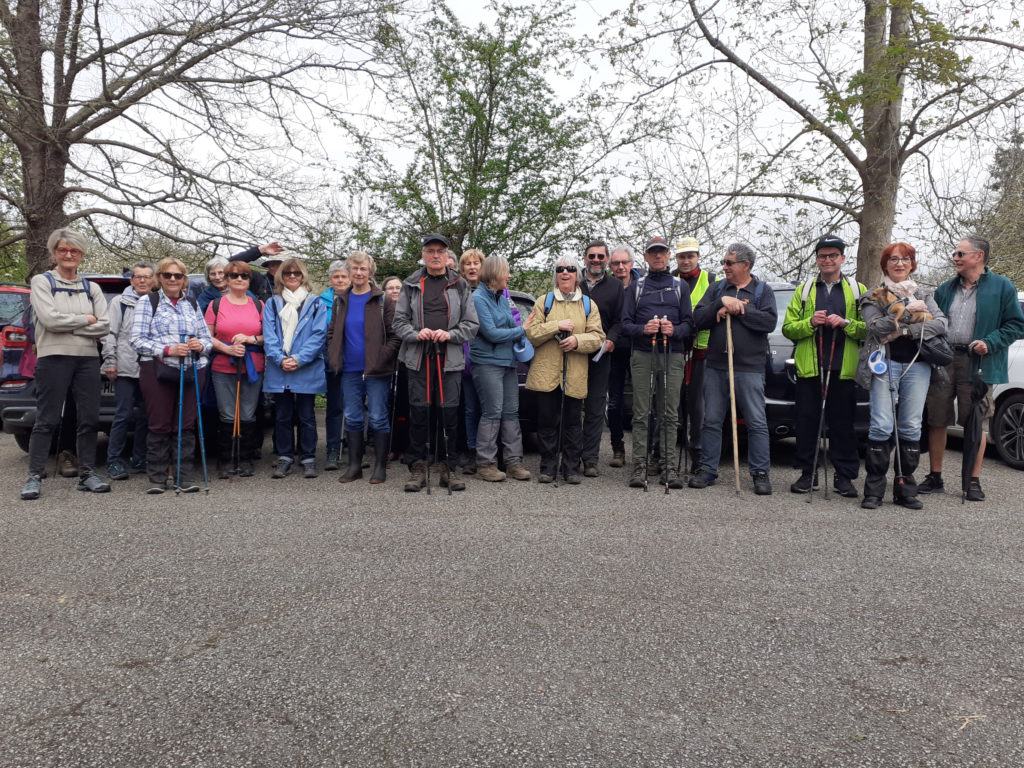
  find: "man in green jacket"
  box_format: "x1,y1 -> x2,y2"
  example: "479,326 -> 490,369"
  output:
919,236 -> 1024,501
782,235 -> 867,497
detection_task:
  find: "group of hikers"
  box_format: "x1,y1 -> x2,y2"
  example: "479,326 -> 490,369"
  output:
18,228 -> 1024,509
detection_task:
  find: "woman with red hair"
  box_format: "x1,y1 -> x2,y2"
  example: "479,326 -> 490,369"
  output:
855,242 -> 947,511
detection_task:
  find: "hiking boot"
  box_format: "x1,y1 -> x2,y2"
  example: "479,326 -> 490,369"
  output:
918,472 -> 944,494
176,479 -> 200,493
789,471 -> 818,494
324,449 -> 341,471
302,461 -> 318,479
107,459 -> 129,481
461,450 -> 477,475
663,468 -> 684,490
237,461 -> 254,478
78,474 -> 111,494
753,471 -> 772,495
440,466 -> 466,491
894,494 -> 923,510
861,495 -> 882,510
537,473 -> 554,484
583,463 -> 599,478
628,463 -> 647,488
218,466 -> 234,480
270,458 -> 292,478
506,462 -> 531,481
477,464 -> 506,482
564,474 -> 582,485
688,470 -> 716,489
20,474 -> 42,501
146,482 -> 166,495
58,450 -> 78,478
404,461 -> 427,492
833,475 -> 859,498
965,478 -> 985,502
129,457 -> 147,474
608,446 -> 625,468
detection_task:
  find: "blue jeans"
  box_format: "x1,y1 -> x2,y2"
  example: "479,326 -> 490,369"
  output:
273,392 -> 317,463
325,369 -> 344,451
700,366 -> 771,477
462,372 -> 481,448
342,372 -> 391,433
471,364 -> 519,420
868,360 -> 930,442
211,369 -> 264,424
107,376 -> 147,464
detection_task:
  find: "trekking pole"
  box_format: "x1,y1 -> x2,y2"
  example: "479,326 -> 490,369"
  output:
192,348 -> 210,494
175,339 -> 186,495
726,314 -> 741,495
888,363 -> 903,496
386,370 -> 398,465
425,344 -> 433,496
232,356 -> 243,476
644,329 -> 657,492
807,328 -> 826,504
660,319 -> 670,495
820,332 -> 837,499
553,331 -> 569,488
433,341 -> 451,497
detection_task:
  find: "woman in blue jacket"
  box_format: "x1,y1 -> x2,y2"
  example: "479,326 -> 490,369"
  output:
262,258 -> 327,479
469,256 -> 531,482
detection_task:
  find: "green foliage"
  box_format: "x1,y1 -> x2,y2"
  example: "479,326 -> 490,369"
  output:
346,0 -> 613,269
969,131 -> 1024,285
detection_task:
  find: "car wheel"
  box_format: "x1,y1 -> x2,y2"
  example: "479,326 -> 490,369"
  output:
992,392 -> 1024,470
13,430 -> 30,453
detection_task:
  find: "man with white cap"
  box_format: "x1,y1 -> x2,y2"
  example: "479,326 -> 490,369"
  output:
673,236 -> 717,472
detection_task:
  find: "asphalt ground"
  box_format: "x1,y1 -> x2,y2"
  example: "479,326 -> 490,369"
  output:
1,428 -> 1023,767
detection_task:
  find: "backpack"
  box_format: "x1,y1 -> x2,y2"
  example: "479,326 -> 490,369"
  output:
709,276 -> 767,306
543,291 -> 591,317
149,290 -> 199,313
43,272 -> 91,297
210,295 -> 264,336
798,274 -> 861,308
633,275 -> 683,306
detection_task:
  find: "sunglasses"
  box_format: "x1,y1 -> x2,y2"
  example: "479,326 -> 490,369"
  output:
281,270 -> 302,277
227,273 -> 250,280
952,250 -> 979,259
721,260 -> 747,267
159,272 -> 185,280
585,253 -> 606,260
555,265 -> 577,274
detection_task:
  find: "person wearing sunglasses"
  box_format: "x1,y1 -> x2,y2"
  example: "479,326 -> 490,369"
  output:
781,235 -> 867,498
101,261 -> 157,482
20,230 -> 112,500
130,257 -> 213,494
524,254 -> 606,484
620,236 -> 694,490
393,234 -> 479,492
228,241 -> 285,302
918,236 -> 1024,502
855,242 -> 946,510
262,258 -> 327,479
204,261 -> 266,478
690,243 -> 777,495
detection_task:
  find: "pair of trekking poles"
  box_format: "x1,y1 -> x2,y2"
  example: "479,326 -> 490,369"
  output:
175,335 -> 210,495
643,317 -> 673,494
423,340 -> 452,496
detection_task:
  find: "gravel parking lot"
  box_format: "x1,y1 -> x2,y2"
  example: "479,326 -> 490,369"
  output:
2,431 -> 1023,767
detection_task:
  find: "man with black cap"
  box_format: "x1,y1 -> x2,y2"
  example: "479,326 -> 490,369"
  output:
393,233 -> 480,492
620,236 -> 693,488
673,236 -> 718,472
782,235 -> 867,496
579,239 -> 624,476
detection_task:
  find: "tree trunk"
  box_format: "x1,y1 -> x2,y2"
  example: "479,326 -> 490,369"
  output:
21,143 -> 70,279
856,164 -> 899,287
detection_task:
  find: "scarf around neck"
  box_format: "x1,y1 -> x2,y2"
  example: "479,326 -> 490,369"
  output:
882,276 -> 918,300
279,287 -> 309,355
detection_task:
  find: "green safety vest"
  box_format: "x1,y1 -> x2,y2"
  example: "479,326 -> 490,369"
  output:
690,270 -> 716,350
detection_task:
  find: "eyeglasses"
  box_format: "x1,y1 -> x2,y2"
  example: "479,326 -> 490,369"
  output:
952,250 -> 979,259
721,259 -> 748,267
888,257 -> 912,264
131,274 -> 153,280
227,274 -> 250,280
281,270 -> 302,277
159,272 -> 185,280
816,254 -> 841,261
54,247 -> 84,257
555,265 -> 577,274
610,261 -> 631,268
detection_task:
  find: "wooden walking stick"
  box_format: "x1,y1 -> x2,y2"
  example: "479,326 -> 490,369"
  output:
726,314 -> 741,495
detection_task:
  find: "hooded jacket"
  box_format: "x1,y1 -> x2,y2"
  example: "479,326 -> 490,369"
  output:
30,270 -> 110,358
102,286 -> 147,378
262,292 -> 328,394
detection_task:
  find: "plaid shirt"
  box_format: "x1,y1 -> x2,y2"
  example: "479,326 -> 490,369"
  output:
130,291 -> 213,370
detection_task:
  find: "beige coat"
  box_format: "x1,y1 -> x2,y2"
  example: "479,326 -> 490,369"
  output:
524,289 -> 605,399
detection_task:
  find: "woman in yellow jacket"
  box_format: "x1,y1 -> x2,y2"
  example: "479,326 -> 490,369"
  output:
525,255 -> 606,483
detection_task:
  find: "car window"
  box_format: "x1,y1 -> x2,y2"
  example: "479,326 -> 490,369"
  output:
0,291 -> 29,326
773,289 -> 794,333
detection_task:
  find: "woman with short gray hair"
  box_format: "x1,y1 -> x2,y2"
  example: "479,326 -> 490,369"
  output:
320,259 -> 350,469
197,256 -> 231,313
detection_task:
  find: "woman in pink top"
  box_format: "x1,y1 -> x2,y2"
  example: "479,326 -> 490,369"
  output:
204,261 -> 266,478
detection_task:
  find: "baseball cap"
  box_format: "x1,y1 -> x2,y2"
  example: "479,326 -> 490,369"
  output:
422,233 -> 450,248
675,237 -> 700,254
644,236 -> 671,253
814,235 -> 846,254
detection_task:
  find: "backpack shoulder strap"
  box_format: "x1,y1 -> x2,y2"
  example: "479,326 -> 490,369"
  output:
582,295 -> 591,316
149,291 -> 160,312
844,274 -> 861,301
800,277 -> 815,307
544,291 -> 554,315
44,272 -> 56,293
